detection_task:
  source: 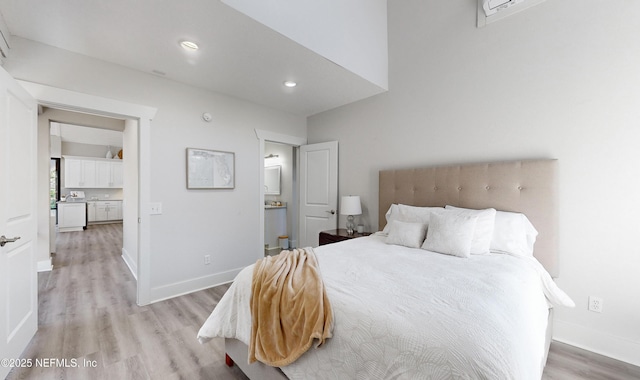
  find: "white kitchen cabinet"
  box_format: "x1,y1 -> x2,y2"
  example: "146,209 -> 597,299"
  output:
88,200 -> 122,222
87,201 -> 96,222
111,162 -> 123,187
58,202 -> 87,232
96,161 -> 123,188
64,156 -> 123,189
64,158 -> 96,188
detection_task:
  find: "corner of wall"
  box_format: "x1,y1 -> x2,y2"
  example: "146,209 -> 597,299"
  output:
554,319 -> 640,367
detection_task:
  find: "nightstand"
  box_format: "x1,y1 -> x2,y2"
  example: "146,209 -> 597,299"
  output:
319,229 -> 372,246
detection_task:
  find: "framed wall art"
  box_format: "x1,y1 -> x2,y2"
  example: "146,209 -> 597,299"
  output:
186,148 -> 235,189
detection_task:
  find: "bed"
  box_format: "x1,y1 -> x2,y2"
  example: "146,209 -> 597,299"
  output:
198,159 -> 574,379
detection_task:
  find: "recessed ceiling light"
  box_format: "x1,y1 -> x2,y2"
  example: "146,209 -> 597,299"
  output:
180,40 -> 199,51
283,81 -> 297,88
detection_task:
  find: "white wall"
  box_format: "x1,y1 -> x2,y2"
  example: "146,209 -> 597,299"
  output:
36,107 -> 52,271
62,141 -> 122,159
122,119 -> 139,278
6,37 -> 307,301
308,0 -> 640,366
222,0 -> 388,90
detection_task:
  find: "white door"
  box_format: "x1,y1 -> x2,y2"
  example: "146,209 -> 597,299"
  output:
0,67 -> 38,379
299,141 -> 338,248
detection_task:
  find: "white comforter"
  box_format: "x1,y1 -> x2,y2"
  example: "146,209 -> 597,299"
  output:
198,234 -> 573,380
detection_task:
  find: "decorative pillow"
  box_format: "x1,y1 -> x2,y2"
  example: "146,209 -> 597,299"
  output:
421,211 -> 478,258
385,220 -> 428,249
444,205 -> 496,255
491,211 -> 538,256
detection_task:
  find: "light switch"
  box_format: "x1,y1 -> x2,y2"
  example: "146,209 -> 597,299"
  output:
150,202 -> 162,215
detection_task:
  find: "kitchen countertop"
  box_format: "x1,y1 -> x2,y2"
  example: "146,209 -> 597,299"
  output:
265,204 -> 286,209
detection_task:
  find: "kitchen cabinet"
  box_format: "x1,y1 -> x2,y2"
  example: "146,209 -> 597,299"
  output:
88,200 -> 122,222
64,158 -> 96,188
58,202 -> 87,232
96,161 -> 123,188
64,156 -> 123,189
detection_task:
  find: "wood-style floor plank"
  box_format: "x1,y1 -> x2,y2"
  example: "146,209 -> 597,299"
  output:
6,224 -> 248,380
6,223 -> 639,379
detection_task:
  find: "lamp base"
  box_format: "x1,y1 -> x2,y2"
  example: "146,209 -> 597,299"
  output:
346,215 -> 355,235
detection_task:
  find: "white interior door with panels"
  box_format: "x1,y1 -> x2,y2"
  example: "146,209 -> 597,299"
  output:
0,67 -> 38,379
299,141 -> 338,248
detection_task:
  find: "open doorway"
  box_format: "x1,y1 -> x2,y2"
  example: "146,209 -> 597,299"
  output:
37,105 -> 140,291
51,118 -> 124,227
256,130 -> 305,259
256,130 -> 339,254
25,80 -> 156,305
44,111 -> 126,260
263,142 -> 298,255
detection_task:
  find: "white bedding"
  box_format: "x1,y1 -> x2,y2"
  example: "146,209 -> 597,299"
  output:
198,234 -> 573,380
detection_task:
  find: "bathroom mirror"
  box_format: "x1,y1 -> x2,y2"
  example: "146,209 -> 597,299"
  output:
264,165 -> 281,195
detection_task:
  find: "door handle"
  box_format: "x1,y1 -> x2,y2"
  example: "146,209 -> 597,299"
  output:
0,235 -> 21,247
325,210 -> 336,215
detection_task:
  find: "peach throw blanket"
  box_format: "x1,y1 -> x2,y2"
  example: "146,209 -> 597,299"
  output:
249,248 -> 333,367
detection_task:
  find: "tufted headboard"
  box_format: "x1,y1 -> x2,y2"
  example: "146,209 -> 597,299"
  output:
379,159 -> 559,277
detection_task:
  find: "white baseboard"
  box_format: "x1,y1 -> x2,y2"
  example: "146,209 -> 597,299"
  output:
553,319 -> 640,367
149,267 -> 243,304
121,247 -> 137,280
37,258 -> 53,272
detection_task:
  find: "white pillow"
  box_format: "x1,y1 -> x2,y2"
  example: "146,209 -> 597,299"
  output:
397,204 -> 443,225
381,204 -> 443,234
445,205 -> 496,255
381,204 -> 400,234
385,220 -> 428,249
421,211 -> 478,258
491,211 -> 538,256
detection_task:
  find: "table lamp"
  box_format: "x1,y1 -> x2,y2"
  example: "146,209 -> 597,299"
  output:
340,195 -> 362,235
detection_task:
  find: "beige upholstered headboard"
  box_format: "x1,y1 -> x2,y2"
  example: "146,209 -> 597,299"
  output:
379,159 -> 559,277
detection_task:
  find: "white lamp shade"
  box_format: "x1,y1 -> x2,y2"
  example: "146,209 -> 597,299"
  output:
340,195 -> 362,216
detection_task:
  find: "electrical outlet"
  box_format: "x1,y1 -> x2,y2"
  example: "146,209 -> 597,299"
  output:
204,255 -> 211,265
588,296 -> 603,313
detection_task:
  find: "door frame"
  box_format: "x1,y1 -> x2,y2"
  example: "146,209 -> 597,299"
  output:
18,80 -> 158,306
255,129 -> 306,258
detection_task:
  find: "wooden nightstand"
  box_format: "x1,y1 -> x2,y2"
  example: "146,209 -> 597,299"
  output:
319,229 -> 372,246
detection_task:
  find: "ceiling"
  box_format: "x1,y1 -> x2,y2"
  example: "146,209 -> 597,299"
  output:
51,122 -> 123,147
0,0 -> 385,116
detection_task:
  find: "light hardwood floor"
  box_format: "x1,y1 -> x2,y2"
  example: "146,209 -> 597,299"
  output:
7,224 -> 640,379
